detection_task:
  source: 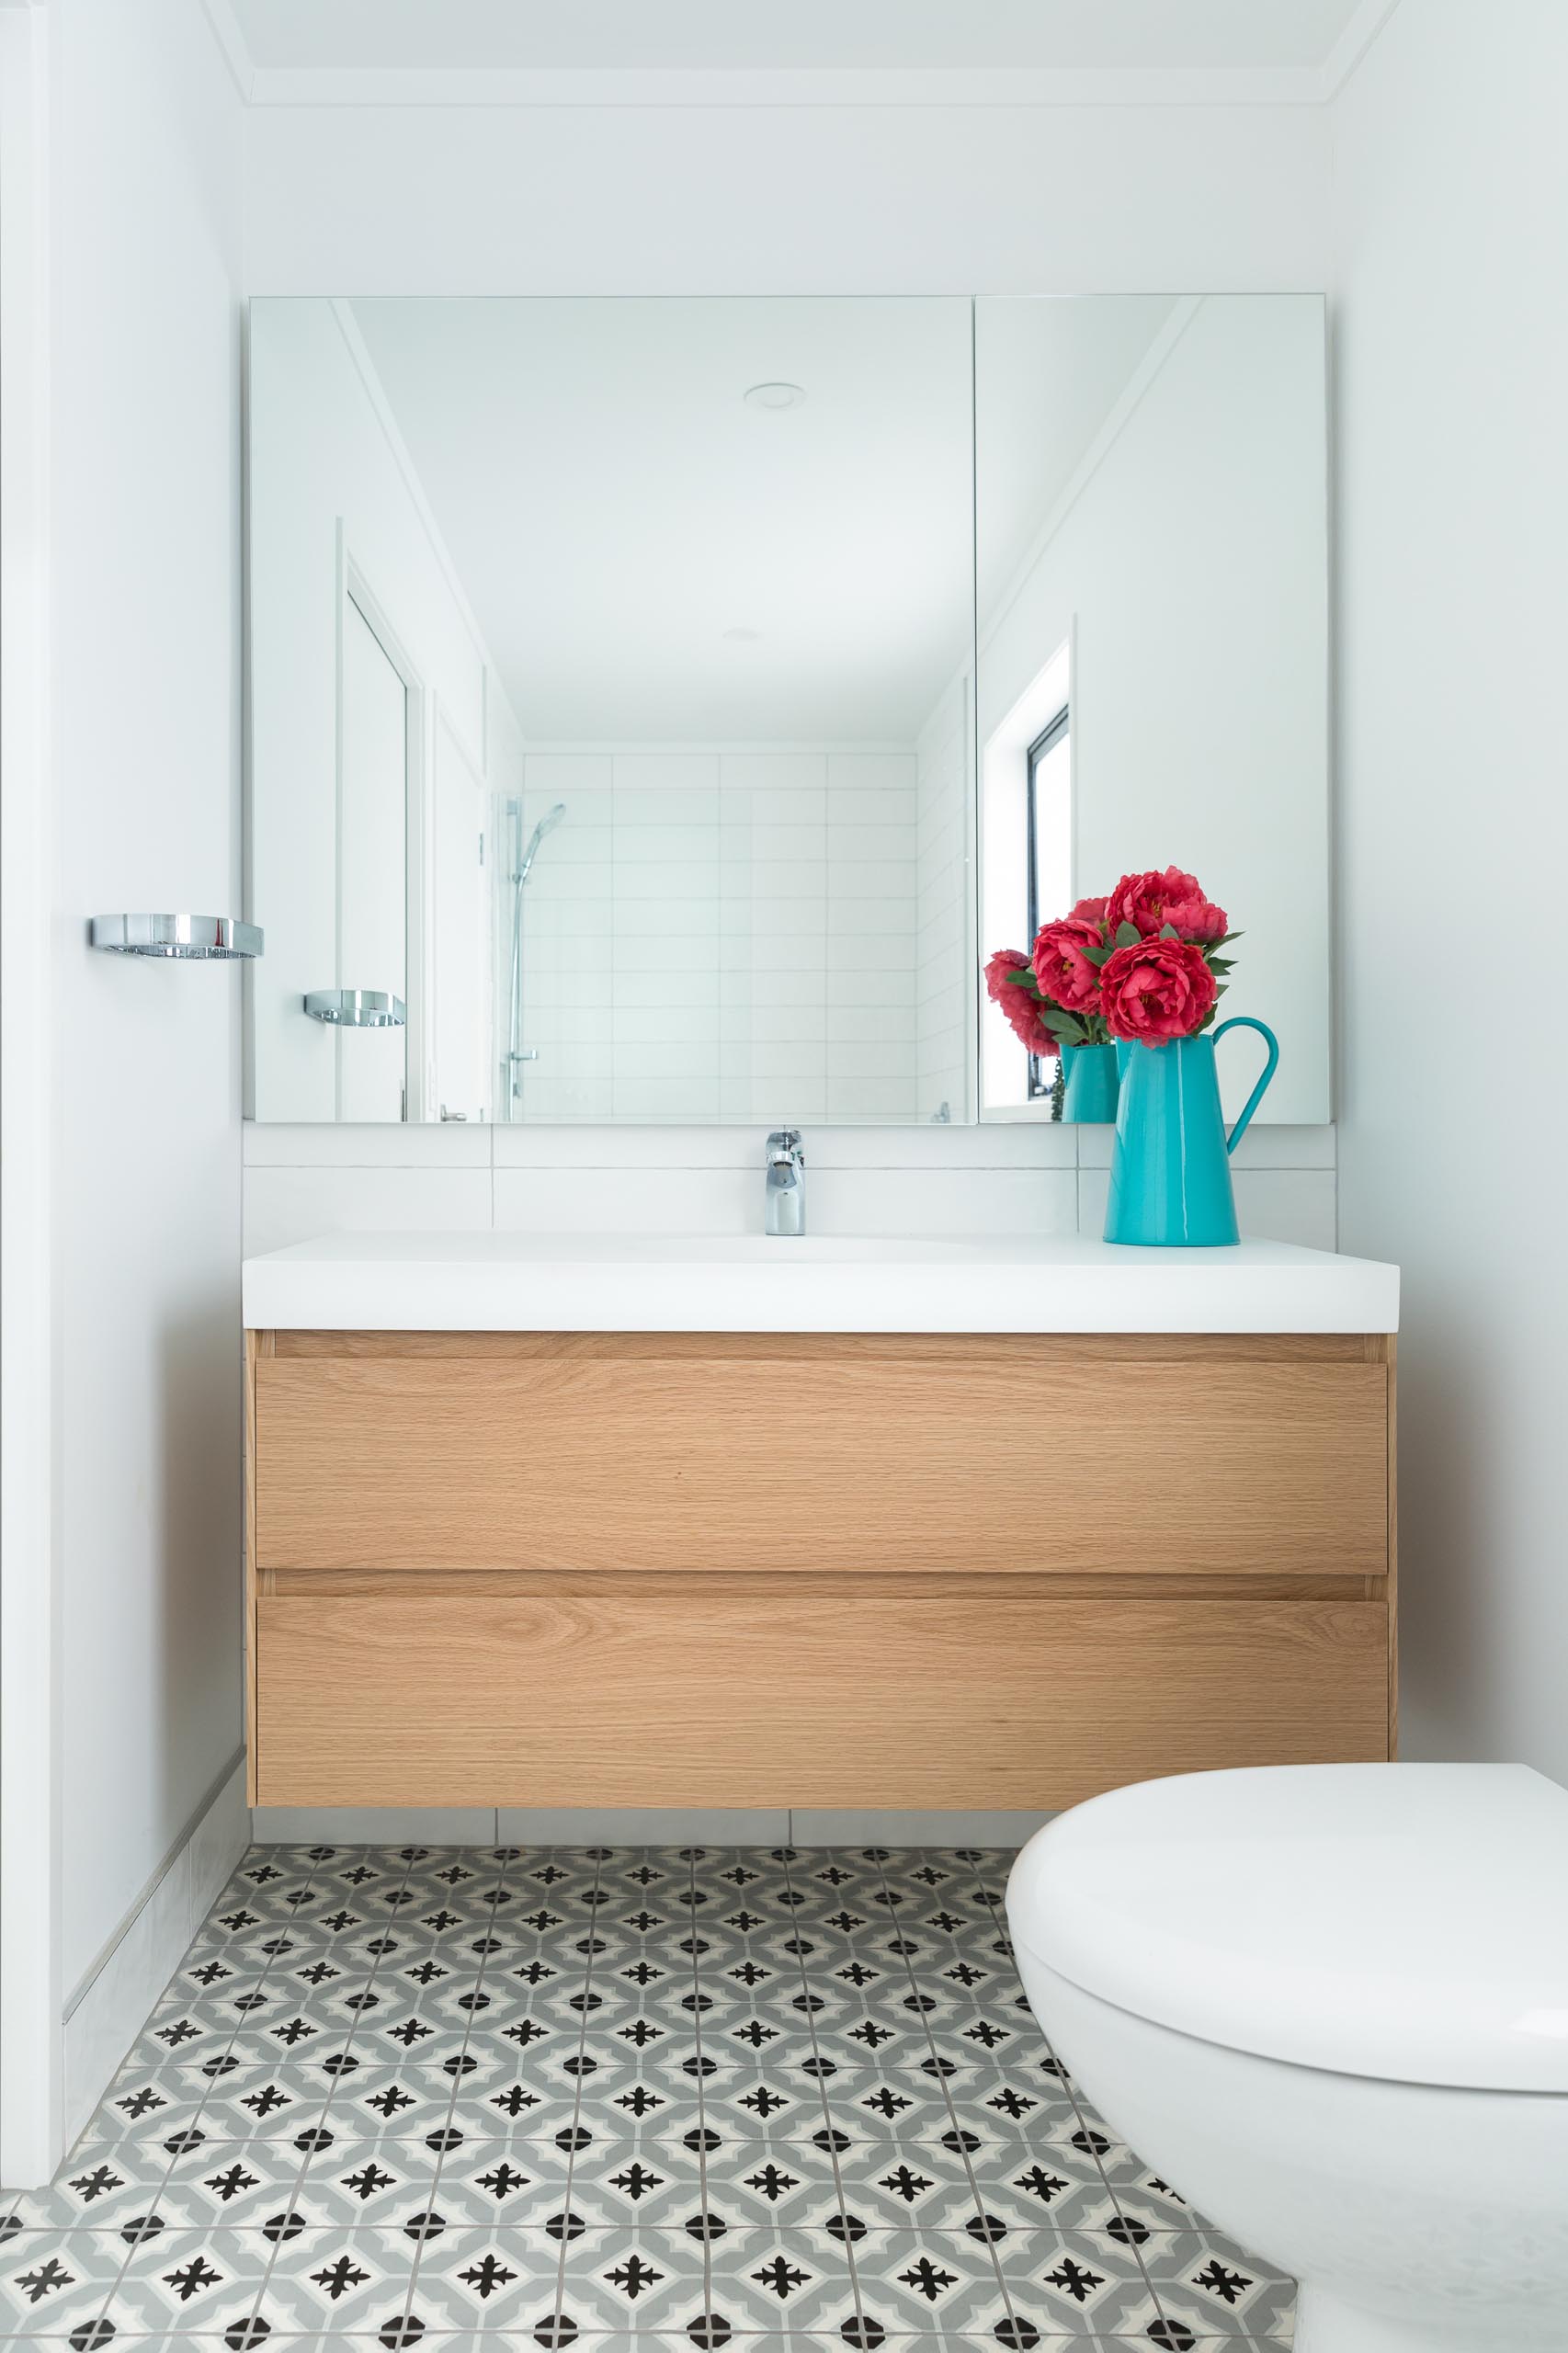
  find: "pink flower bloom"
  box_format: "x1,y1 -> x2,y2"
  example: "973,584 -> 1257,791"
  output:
984,948 -> 1031,1004
984,948 -> 1060,1057
1099,937 -> 1219,1043
1106,867 -> 1228,944
1032,917 -> 1104,1015
1069,895 -> 1109,928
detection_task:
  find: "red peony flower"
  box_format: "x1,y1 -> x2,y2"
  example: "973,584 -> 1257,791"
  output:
1099,936 -> 1218,1043
984,948 -> 1030,1004
1032,917 -> 1105,1015
1069,895 -> 1109,927
984,949 -> 1060,1057
1106,867 -> 1228,944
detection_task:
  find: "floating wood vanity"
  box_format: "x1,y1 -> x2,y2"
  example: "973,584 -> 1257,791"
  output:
243,1235 -> 1399,1811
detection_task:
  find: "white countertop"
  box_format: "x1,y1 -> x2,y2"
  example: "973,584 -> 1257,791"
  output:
242,1232 -> 1399,1335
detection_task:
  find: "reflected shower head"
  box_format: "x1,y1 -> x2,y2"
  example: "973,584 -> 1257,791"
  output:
516,801 -> 566,883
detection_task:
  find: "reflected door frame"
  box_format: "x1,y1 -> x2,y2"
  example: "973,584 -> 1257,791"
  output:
339,547 -> 426,1119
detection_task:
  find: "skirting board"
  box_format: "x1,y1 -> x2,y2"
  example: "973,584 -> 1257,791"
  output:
62,1755 -> 249,2159
250,1805 -> 1054,1848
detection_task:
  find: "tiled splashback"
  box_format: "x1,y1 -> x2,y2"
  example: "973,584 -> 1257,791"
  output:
243,1119 -> 1336,1254
514,746 -> 932,1126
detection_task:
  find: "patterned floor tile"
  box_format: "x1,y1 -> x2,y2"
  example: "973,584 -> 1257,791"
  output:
0,1848 -> 1294,2349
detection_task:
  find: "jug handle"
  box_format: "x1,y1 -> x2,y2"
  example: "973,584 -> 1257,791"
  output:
1213,1017 -> 1279,1155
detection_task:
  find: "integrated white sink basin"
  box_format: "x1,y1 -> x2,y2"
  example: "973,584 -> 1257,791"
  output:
243,1230 -> 1400,1335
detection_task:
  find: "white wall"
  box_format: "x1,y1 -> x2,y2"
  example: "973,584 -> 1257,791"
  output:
514,748 -> 918,1126
1332,0 -> 1568,1778
244,101 -> 1329,297
48,0 -> 247,2116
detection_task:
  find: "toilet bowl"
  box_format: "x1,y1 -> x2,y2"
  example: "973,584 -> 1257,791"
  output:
1006,1763 -> 1568,2353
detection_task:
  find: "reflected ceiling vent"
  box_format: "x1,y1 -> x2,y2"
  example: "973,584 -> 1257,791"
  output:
90,914 -> 264,960
303,989 -> 406,1028
744,381 -> 806,412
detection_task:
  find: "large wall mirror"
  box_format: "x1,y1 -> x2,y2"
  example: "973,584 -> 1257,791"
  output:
246,294 -> 1328,1126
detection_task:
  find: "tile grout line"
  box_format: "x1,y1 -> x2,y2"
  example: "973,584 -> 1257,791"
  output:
861,1847 -> 1025,2336
540,1842 -> 608,2344
394,1840 -> 526,2337
234,1839 -> 431,2343
683,1845 -> 714,2331
971,1871 -> 1175,2335
70,1838 -> 361,2343
775,1841 -> 875,2339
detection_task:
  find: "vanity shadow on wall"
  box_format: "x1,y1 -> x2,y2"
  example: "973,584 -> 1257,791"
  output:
245,294 -> 1331,1131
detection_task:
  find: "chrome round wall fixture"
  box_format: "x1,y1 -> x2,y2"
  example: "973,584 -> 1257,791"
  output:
90,914 -> 264,960
302,989 -> 406,1028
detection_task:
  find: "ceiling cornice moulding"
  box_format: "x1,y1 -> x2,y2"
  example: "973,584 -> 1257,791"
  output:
195,0 -> 1406,113
241,63 -> 1335,109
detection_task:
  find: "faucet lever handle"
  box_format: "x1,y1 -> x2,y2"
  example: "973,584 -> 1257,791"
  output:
766,1127 -> 803,1165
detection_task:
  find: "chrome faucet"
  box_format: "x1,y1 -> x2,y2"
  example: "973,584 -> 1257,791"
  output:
765,1129 -> 806,1237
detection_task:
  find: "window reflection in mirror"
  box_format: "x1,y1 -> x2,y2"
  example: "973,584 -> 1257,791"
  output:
974,295 -> 1329,1126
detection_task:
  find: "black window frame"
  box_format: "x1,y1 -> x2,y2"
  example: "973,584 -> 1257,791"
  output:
1024,701 -> 1071,1101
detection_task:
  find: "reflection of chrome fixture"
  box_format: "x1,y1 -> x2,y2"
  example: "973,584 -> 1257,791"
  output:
506,801 -> 565,1108
90,913 -> 264,960
303,989 -> 405,1028
765,1129 -> 806,1237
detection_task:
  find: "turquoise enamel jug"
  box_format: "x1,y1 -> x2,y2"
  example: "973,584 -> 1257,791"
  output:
1104,1017 -> 1279,1247
1060,1040 -> 1120,1123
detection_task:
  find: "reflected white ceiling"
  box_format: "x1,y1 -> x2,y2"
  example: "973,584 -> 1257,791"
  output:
351,298 -> 976,741
228,0 -> 1366,74
345,296 -> 1170,743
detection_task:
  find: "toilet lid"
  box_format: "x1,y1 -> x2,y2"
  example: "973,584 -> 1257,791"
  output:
1006,1763 -> 1568,2092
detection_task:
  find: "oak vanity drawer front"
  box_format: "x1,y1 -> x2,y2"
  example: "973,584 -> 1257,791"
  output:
253,1591 -> 1391,1808
255,1342 -> 1389,1577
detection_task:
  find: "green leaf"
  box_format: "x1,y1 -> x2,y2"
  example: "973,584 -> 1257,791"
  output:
1082,942 -> 1114,967
1158,922 -> 1180,939
1002,968 -> 1041,995
1042,1008 -> 1085,1042
1114,921 -> 1142,950
1207,957 -> 1234,974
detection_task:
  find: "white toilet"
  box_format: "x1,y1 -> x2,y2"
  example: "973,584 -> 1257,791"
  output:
1006,1763 -> 1568,2353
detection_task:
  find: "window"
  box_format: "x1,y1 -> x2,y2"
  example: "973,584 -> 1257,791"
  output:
1024,701 -> 1070,1100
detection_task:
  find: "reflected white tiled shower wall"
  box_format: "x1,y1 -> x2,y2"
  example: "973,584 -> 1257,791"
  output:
513,747 -> 918,1125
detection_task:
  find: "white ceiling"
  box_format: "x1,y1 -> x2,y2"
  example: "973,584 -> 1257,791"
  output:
228,0 -> 1367,74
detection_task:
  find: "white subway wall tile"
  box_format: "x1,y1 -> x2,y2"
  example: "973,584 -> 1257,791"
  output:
612,753 -> 721,793
243,1165 -> 493,1256
831,858 -> 917,900
808,1165 -> 1076,1234
610,787 -> 721,825
721,752 -> 826,796
825,1076 -> 919,1121
613,823 -> 722,865
828,823 -> 917,860
243,1122 -> 489,1168
828,754 -> 918,793
524,754 -> 613,795
494,1166 -> 753,1235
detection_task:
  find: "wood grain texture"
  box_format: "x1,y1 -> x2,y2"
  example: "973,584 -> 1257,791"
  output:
273,1328 -> 1373,1364
254,1590 -> 1392,1809
256,1338 -> 1389,1578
